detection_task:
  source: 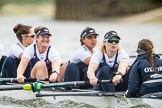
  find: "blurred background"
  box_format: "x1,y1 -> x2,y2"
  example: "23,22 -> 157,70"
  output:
0,0 -> 162,61
1,0 -> 162,21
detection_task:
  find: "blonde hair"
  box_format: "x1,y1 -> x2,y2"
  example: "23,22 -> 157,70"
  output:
34,26 -> 49,35
99,43 -> 106,53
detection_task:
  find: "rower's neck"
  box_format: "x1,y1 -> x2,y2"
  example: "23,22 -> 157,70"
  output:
107,51 -> 116,58
38,46 -> 47,54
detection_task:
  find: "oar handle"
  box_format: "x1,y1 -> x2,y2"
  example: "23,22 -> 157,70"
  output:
0,78 -> 17,83
97,80 -> 112,84
24,78 -> 49,82
0,78 -> 49,84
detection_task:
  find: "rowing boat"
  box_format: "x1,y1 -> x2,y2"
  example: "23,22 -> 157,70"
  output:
0,89 -> 161,108
1,54 -> 162,107
0,82 -> 162,108
37,90 -> 162,108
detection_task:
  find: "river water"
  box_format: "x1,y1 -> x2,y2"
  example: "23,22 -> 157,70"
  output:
0,15 -> 162,108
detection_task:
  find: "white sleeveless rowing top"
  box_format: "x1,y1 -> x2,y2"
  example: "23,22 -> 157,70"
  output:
69,45 -> 96,63
8,42 -> 25,58
90,49 -> 130,67
22,43 -> 61,62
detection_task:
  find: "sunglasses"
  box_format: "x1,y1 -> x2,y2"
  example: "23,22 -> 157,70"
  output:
30,35 -> 35,38
23,34 -> 35,38
107,39 -> 120,44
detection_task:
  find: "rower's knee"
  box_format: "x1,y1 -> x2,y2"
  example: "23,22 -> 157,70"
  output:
35,61 -> 47,70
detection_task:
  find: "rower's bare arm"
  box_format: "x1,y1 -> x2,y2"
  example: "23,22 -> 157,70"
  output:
50,59 -> 61,82
17,57 -> 30,82
52,59 -> 61,73
118,59 -> 129,75
87,62 -> 98,85
17,57 -> 30,76
112,59 -> 129,85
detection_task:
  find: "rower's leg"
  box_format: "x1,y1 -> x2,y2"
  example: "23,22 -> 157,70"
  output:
31,61 -> 48,79
64,63 -> 80,81
93,66 -> 115,92
116,70 -> 130,91
63,63 -> 80,90
1,56 -> 19,78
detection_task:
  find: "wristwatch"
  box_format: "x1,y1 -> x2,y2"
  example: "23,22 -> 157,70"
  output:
51,71 -> 59,75
115,71 -> 123,77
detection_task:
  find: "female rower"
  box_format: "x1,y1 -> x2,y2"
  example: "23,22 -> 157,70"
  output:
87,31 -> 130,92
64,27 -> 98,89
125,39 -> 162,97
1,24 -> 34,78
17,26 -> 61,83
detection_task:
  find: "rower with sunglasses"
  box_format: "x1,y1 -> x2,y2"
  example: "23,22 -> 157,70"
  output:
63,27 -> 99,89
87,31 -> 130,92
1,24 -> 34,78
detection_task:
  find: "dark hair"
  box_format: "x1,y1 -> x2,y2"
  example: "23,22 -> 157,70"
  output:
13,24 -> 32,42
137,39 -> 157,72
80,27 -> 95,45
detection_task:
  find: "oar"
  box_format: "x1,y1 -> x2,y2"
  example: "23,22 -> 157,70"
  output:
141,92 -> 162,99
36,91 -> 102,97
31,80 -> 111,92
0,84 -> 26,91
0,80 -> 111,91
129,53 -> 162,58
36,91 -> 124,97
38,80 -> 111,90
0,78 -> 49,84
